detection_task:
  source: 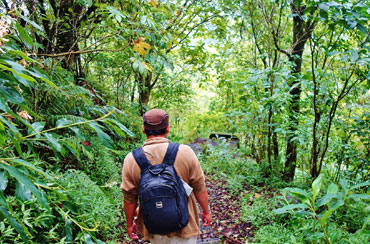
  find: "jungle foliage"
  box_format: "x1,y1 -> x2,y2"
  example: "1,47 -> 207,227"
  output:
0,0 -> 369,243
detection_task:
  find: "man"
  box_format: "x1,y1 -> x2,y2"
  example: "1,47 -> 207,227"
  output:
121,109 -> 211,244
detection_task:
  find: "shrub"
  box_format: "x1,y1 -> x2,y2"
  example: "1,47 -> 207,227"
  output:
56,170 -> 121,241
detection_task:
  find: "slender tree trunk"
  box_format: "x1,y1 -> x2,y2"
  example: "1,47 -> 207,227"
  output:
283,4 -> 316,181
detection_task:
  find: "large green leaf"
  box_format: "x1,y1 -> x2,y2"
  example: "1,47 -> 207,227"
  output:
69,127 -> 86,141
320,200 -> 344,224
273,203 -> 308,214
287,188 -> 312,204
347,194 -> 370,200
0,163 -> 50,210
0,96 -> 11,112
312,174 -> 323,200
0,206 -> 30,241
0,64 -> 36,83
350,181 -> 370,190
9,158 -> 53,180
44,133 -> 62,152
65,219 -> 73,243
85,233 -> 94,244
0,85 -> 24,104
28,121 -> 46,136
104,118 -> 134,137
16,23 -> 33,47
327,183 -> 338,194
16,182 -> 32,202
0,191 -> 9,209
0,171 -> 7,191
315,193 -> 336,208
88,122 -> 114,149
56,118 -> 73,128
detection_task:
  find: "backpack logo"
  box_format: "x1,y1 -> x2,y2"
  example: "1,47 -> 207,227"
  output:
156,202 -> 163,208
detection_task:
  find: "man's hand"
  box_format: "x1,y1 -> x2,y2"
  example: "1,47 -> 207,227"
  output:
195,189 -> 212,227
124,200 -> 139,240
201,211 -> 211,226
127,222 -> 139,240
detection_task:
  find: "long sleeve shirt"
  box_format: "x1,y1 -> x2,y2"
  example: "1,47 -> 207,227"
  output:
120,137 -> 206,240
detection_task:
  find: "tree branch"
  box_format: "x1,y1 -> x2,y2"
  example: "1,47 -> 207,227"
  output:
37,43 -> 130,57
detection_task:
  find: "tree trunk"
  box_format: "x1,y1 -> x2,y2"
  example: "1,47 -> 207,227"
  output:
283,4 -> 316,181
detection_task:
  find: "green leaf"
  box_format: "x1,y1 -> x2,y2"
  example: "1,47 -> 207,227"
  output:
0,163 -> 49,210
0,191 -> 9,209
56,118 -> 73,128
0,85 -> 24,104
0,64 -> 36,83
0,96 -> 11,112
69,127 -> 86,141
318,3 -> 329,12
20,15 -> 44,31
320,200 -> 344,224
16,182 -> 32,202
62,141 -> 80,160
0,171 -> 7,191
88,122 -> 114,149
104,118 -> 134,137
30,67 -> 59,89
327,183 -> 338,194
347,194 -> 370,200
44,133 -> 62,152
29,122 -> 45,135
65,219 -> 73,243
16,23 -> 33,47
12,137 -> 23,157
315,193 -> 336,208
85,233 -> 94,244
339,179 -> 348,190
350,181 -> 370,190
9,159 -> 53,180
273,203 -> 308,214
7,49 -> 37,63
0,206 -> 30,242
288,188 -> 312,203
350,51 -> 359,62
312,174 -> 323,200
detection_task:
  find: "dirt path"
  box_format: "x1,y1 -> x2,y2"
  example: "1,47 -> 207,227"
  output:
197,178 -> 254,244
122,177 -> 255,244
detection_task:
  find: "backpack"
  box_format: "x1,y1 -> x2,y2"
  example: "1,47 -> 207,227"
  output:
132,143 -> 189,234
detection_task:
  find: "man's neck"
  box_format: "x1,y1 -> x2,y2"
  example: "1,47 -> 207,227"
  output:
146,134 -> 167,140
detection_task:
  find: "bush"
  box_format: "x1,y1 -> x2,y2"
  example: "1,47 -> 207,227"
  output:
56,170 -> 121,241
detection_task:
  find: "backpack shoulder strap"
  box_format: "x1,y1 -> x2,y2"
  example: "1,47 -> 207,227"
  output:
162,143 -> 180,166
132,147 -> 151,170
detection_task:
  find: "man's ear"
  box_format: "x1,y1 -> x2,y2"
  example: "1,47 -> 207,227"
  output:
142,125 -> 146,134
165,125 -> 170,134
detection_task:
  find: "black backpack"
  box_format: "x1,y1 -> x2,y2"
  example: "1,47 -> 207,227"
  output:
132,143 -> 189,234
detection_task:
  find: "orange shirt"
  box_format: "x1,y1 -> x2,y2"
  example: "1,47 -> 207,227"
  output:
120,137 -> 206,240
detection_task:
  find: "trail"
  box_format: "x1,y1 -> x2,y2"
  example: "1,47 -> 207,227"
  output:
196,177 -> 254,244
122,178 -> 255,244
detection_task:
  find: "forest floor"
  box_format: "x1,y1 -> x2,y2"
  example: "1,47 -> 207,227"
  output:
196,177 -> 254,244
124,176 -> 275,244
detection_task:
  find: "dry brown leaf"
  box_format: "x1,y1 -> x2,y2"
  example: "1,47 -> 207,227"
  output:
150,0 -> 157,8
17,110 -> 33,121
133,37 -> 151,56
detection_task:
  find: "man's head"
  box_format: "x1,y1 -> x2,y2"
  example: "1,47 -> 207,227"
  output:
142,109 -> 169,137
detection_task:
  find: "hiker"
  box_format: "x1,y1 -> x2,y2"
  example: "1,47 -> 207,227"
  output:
121,108 -> 211,244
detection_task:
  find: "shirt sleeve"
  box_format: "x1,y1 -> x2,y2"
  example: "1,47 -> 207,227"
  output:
120,152 -> 140,204
181,145 -> 206,194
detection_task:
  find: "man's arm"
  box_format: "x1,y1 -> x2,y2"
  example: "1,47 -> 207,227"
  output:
195,189 -> 211,226
124,200 -> 139,240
